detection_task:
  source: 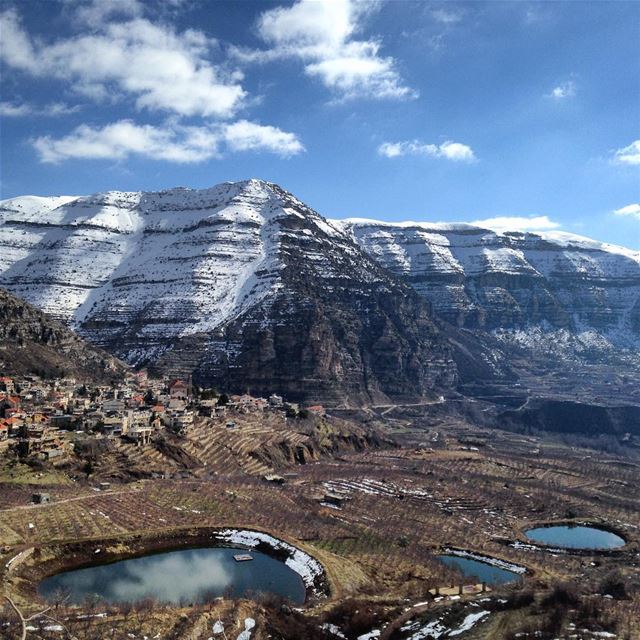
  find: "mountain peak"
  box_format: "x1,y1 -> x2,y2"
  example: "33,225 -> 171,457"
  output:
0,178 -> 350,348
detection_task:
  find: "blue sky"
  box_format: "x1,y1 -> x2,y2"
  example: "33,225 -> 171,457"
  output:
1,0 -> 639,247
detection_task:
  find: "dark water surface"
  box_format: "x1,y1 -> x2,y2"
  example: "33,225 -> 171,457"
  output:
437,555 -> 521,585
524,525 -> 625,550
39,547 -> 306,605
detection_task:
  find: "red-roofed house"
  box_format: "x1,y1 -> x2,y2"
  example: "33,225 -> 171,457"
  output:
0,395 -> 20,418
127,394 -> 145,408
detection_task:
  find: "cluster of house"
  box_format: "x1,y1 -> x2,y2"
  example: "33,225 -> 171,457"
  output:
0,372 -> 327,463
0,372 -> 196,459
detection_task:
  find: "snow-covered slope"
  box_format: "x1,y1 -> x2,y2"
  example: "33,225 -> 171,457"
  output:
1,182 -> 287,338
337,219 -> 640,352
0,182 -> 347,354
0,181 -> 455,403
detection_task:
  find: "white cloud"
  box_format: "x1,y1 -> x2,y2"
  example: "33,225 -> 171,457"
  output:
438,141 -> 476,161
0,8 -> 245,118
74,0 -> 144,27
547,80 -> 576,100
613,204 -> 640,220
471,215 -> 561,232
0,102 -> 32,117
0,101 -> 80,117
223,120 -> 304,156
431,8 -> 464,24
378,140 -> 476,162
238,0 -> 415,100
613,140 -> 640,166
258,0 -> 358,48
32,121 -> 216,164
32,119 -> 303,164
0,9 -> 37,71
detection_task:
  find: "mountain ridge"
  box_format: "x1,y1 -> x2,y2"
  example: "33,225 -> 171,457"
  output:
0,180 -> 456,403
337,218 -> 640,351
1,179 -> 639,403
6,188 -> 637,258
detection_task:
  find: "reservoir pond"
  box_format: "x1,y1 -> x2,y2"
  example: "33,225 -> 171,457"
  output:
39,546 -> 306,605
437,555 -> 521,585
524,525 -> 625,550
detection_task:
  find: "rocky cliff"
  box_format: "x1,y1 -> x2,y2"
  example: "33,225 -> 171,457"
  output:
0,287 -> 126,381
338,220 -> 640,361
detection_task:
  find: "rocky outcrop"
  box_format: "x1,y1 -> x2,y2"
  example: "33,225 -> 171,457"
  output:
0,287 -> 126,381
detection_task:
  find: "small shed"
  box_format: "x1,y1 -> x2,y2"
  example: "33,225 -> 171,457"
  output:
31,493 -> 51,504
322,492 -> 347,508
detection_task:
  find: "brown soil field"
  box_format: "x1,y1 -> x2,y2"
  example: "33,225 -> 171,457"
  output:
1,413 -> 639,639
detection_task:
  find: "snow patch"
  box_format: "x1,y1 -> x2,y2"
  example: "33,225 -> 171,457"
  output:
215,529 -> 324,594
443,548 -> 527,574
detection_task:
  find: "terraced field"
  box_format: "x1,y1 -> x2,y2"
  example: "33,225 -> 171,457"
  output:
94,412 -> 374,481
0,419 -> 638,639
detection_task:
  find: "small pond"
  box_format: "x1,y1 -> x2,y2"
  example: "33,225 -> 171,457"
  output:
437,555 -> 521,585
39,547 -> 306,605
524,525 -> 625,550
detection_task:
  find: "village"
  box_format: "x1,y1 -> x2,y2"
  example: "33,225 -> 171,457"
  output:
0,371 -> 328,487
0,369 -> 638,638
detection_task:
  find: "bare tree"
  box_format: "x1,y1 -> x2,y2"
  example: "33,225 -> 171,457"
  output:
3,595 -> 75,640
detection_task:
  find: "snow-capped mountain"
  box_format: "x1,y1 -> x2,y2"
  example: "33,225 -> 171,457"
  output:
337,219 -> 640,357
1,179 -> 638,403
0,180 -> 455,403
0,182 -> 283,336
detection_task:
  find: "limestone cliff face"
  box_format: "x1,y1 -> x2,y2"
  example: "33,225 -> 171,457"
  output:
338,220 -> 640,360
152,184 -> 457,404
187,264 -> 456,404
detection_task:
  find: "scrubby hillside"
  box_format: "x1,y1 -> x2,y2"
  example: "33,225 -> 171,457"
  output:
0,287 -> 126,381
